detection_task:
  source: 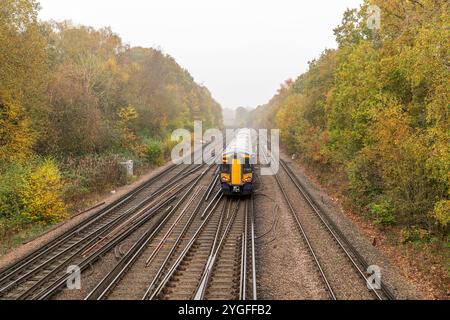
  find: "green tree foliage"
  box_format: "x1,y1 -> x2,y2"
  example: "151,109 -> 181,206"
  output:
252,0 -> 449,233
123,47 -> 222,135
144,139 -> 164,166
0,164 -> 27,220
117,105 -> 140,153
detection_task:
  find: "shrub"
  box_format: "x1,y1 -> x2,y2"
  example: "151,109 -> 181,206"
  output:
144,139 -> 164,165
0,90 -> 34,163
20,159 -> 67,225
60,154 -> 122,202
431,200 -> 450,229
401,227 -> 432,244
369,199 -> 395,227
163,136 -> 179,158
0,164 -> 27,220
0,164 -> 27,235
346,150 -> 383,209
117,105 -> 140,153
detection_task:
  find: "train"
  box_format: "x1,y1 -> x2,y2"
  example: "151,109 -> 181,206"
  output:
220,128 -> 256,196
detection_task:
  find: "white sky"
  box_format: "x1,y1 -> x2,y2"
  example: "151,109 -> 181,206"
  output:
38,0 -> 362,109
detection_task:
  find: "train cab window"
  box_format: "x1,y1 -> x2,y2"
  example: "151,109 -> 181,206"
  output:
243,158 -> 252,173
220,164 -> 231,173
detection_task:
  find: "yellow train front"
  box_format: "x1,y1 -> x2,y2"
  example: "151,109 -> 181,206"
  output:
219,129 -> 255,196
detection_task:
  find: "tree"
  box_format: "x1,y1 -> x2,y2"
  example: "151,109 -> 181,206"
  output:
0,0 -> 47,159
0,91 -> 34,163
252,0 -> 449,232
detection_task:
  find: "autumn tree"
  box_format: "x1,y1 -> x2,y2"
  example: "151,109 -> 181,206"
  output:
0,0 -> 47,163
252,0 -> 449,231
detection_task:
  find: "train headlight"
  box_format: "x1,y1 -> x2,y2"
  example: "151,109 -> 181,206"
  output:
243,175 -> 252,183
221,174 -> 230,183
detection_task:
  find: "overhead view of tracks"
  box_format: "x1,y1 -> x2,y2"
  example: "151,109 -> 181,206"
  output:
1,0 -> 445,304
83,160 -> 257,300
0,133 -> 398,301
0,144 -> 220,300
85,163 -> 219,300
149,196 -> 257,300
261,147 -> 395,300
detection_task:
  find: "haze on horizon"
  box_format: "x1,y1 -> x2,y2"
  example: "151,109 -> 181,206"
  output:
38,0 -> 363,109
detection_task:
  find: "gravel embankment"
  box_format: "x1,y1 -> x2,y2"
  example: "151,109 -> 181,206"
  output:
254,173 -> 329,300
277,152 -> 425,299
276,165 -> 374,299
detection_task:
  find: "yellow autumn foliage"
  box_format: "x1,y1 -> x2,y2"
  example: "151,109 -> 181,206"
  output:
432,200 -> 450,228
117,105 -> 143,154
20,159 -> 67,224
0,91 -> 34,163
253,0 -> 449,232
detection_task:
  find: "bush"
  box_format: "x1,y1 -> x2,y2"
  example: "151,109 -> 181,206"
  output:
431,200 -> 450,229
346,150 -> 383,209
144,139 -> 164,165
20,159 -> 67,225
0,164 -> 27,220
0,159 -> 68,227
60,154 -> 122,202
369,199 -> 395,227
401,227 -> 432,244
163,136 -> 179,158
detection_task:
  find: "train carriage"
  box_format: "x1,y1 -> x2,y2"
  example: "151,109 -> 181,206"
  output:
220,129 -> 255,196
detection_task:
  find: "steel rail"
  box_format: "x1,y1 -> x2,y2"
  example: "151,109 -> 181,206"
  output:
81,184 -> 180,258
145,197 -> 226,300
279,159 -> 395,300
144,186 -> 203,266
201,190 -> 222,219
21,161 -> 213,300
0,144 -> 219,300
204,175 -> 219,202
0,163 -> 179,284
0,162 -> 206,297
239,199 -> 249,300
142,190 -> 224,300
0,140 -> 215,284
193,199 -> 241,300
141,157 -> 225,299
35,194 -> 178,300
14,194 -> 180,300
249,194 -> 257,300
261,148 -> 337,300
84,165 -> 213,300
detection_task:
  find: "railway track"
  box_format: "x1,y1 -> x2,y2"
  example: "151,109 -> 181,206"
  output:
195,197 -> 257,300
0,163 -> 176,283
80,136 -> 259,300
262,147 -> 395,300
148,197 -> 228,300
148,196 -> 257,300
0,143 -> 219,300
84,164 -> 217,299
83,156 -> 257,300
1,133 -> 393,301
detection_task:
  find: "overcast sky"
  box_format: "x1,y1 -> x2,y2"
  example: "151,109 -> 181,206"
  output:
38,0 -> 362,109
